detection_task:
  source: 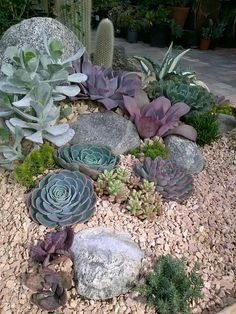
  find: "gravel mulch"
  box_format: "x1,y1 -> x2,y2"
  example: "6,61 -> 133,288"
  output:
0,136 -> 235,314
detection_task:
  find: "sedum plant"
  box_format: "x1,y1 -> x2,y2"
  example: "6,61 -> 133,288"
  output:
184,112 -> 219,146
25,268 -> 72,311
123,90 -> 197,141
54,143 -> 120,179
27,170 -> 96,227
134,157 -> 193,203
127,180 -> 162,220
139,255 -> 203,314
14,143 -> 56,188
73,55 -> 142,110
30,227 -> 74,267
129,139 -> 168,160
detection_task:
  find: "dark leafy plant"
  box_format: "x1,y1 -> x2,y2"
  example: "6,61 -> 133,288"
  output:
134,156 -> 193,202
147,80 -> 214,114
27,170 -> 96,227
139,255 -> 203,314
54,143 -> 120,179
129,139 -> 168,160
14,143 -> 55,188
25,268 -> 72,311
123,90 -> 197,140
30,227 -> 74,267
73,55 -> 142,110
184,112 -> 219,146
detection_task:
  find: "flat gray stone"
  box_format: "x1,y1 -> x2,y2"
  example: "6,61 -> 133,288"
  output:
70,111 -> 141,155
71,227 -> 144,300
217,114 -> 236,135
164,135 -> 204,175
0,17 -> 82,67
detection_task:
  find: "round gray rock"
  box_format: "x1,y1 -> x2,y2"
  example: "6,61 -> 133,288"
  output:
70,111 -> 141,155
71,227 -> 144,300
217,114 -> 236,135
0,17 -> 82,67
164,135 -> 204,175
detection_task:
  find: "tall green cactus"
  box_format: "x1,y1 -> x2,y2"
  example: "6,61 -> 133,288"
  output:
93,18 -> 114,68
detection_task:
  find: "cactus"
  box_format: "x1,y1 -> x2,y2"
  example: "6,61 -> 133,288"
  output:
93,18 -> 114,68
79,0 -> 92,53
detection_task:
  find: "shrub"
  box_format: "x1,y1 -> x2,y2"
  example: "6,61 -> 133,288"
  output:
14,143 -> 55,188
184,112 -> 219,146
129,140 -> 168,160
139,255 -> 203,314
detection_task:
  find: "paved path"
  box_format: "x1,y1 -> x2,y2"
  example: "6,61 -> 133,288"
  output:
93,33 -> 236,104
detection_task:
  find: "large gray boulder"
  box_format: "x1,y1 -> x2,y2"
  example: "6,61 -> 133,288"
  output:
164,135 -> 204,175
70,111 -> 141,155
71,227 -> 144,300
0,17 -> 82,66
217,114 -> 236,135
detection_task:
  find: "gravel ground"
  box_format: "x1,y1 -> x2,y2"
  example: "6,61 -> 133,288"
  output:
0,136 -> 235,314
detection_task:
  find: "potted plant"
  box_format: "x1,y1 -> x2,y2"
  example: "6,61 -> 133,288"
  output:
119,6 -> 142,43
200,19 -> 213,50
211,21 -> 226,49
150,6 -> 171,47
169,0 -> 192,28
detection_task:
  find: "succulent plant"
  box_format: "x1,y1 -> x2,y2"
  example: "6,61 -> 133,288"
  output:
127,180 -> 162,220
73,55 -> 142,110
27,170 -> 96,227
134,157 -> 193,202
129,139 -> 168,160
30,227 -> 74,267
25,268 -> 72,311
54,143 -> 120,179
123,90 -> 197,141
0,126 -> 24,169
147,80 -> 214,114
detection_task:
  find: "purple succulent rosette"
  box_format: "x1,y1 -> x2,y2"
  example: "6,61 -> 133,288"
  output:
27,170 -> 96,227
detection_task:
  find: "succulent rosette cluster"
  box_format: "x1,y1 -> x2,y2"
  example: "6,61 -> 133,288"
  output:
27,170 -> 96,227
134,157 -> 193,202
54,143 -> 120,179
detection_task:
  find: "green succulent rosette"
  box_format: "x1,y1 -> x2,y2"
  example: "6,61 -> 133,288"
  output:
27,170 -> 96,227
54,143 -> 120,179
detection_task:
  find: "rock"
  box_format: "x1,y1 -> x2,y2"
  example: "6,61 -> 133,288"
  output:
164,135 -> 204,174
71,227 -> 144,300
217,114 -> 236,135
0,17 -> 82,67
70,111 -> 141,155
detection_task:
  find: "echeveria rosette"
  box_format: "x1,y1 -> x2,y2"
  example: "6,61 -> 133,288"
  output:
72,55 -> 142,110
54,144 -> 120,179
27,170 -> 96,227
123,90 -> 197,141
134,157 -> 193,203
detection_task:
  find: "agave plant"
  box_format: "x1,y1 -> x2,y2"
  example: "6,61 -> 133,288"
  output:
73,55 -> 142,110
134,157 -> 193,202
123,90 -> 197,140
0,126 -> 24,169
30,227 -> 74,267
0,36 -> 87,102
27,170 -> 96,227
25,269 -> 72,311
54,143 -> 120,179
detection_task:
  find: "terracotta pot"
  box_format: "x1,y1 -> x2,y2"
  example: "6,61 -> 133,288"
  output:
200,38 -> 211,50
170,7 -> 190,28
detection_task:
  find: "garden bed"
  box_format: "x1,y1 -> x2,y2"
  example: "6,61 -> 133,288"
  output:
0,136 -> 235,314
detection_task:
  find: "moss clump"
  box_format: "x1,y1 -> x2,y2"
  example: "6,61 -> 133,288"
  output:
14,144 -> 56,188
129,140 -> 168,160
139,255 -> 203,314
211,104 -> 234,116
184,112 -> 219,146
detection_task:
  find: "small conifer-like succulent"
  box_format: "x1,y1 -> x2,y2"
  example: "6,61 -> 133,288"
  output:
27,170 -> 96,227
54,143 -> 120,179
127,180 -> 162,220
134,157 -> 193,202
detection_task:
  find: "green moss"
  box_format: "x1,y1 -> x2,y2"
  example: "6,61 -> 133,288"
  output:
139,255 -> 203,314
211,104 -> 234,116
14,144 -> 55,188
129,140 -> 168,160
184,112 -> 219,146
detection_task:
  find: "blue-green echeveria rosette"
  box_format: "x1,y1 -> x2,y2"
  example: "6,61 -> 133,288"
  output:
27,170 -> 96,227
54,144 -> 120,179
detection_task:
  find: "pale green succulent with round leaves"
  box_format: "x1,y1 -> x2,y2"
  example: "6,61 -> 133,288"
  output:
27,170 -> 96,227
54,144 -> 120,179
